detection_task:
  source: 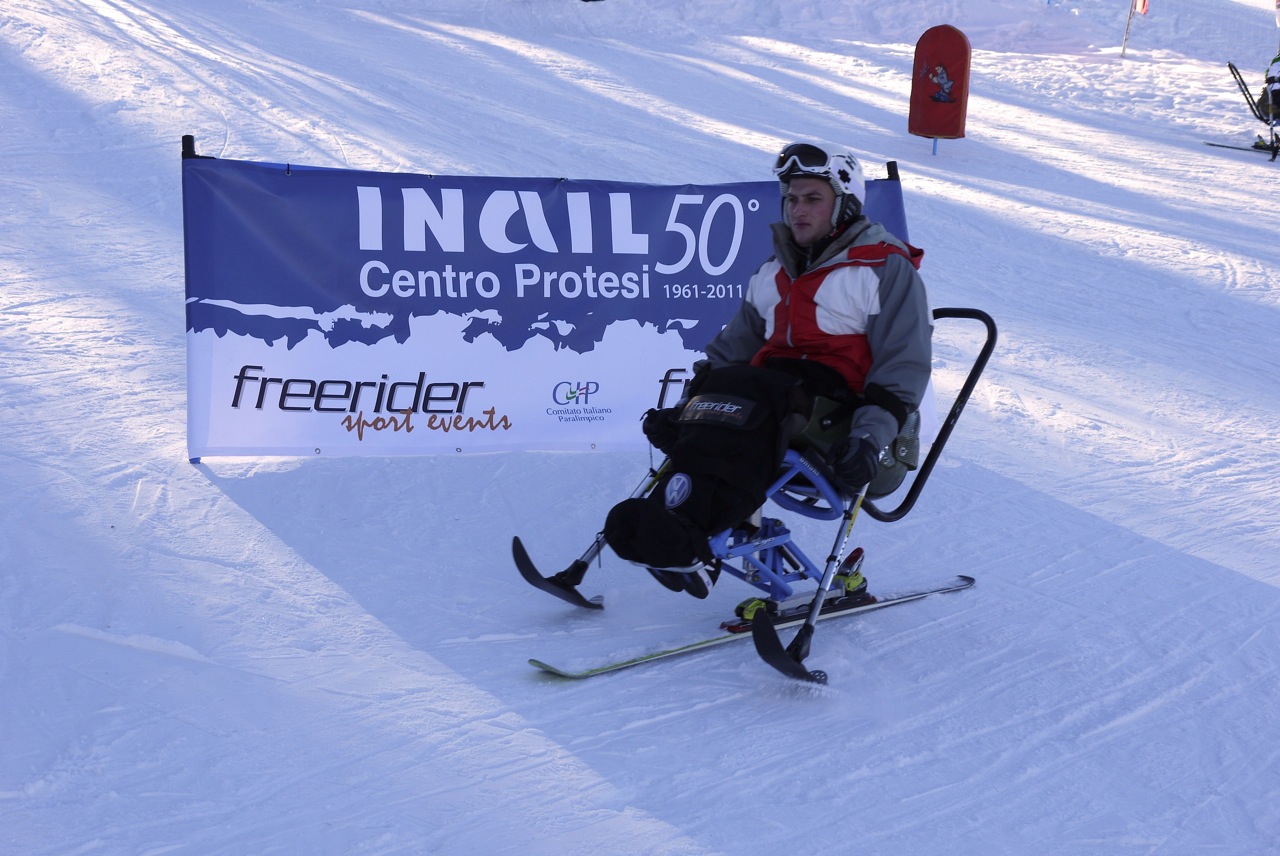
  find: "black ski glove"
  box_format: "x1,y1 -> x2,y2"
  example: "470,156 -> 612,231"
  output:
828,436 -> 880,495
642,406 -> 682,454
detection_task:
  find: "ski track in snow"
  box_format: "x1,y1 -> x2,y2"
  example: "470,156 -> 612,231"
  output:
3,0 -> 1280,853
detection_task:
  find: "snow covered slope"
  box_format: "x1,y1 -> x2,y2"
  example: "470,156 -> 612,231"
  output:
2,0 -> 1279,852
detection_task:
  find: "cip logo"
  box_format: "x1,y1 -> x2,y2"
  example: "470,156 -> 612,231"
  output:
552,381 -> 600,405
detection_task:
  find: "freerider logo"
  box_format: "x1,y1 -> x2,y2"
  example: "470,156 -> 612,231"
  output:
229,365 -> 512,441
686,399 -> 744,415
678,394 -> 754,428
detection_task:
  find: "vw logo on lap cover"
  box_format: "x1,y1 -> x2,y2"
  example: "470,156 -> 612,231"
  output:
665,473 -> 693,509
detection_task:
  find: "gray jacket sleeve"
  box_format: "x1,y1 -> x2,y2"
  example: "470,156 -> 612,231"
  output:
849,253 -> 933,451
696,293 -> 767,373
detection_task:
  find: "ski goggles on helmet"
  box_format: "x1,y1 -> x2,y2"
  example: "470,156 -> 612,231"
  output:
772,143 -> 834,180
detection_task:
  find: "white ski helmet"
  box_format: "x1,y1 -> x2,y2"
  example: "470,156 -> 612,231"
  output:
773,141 -> 866,229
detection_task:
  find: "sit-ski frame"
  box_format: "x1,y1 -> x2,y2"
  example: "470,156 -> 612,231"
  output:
708,449 -> 850,610
1228,62 -> 1279,161
707,307 -> 997,606
714,307 -> 996,680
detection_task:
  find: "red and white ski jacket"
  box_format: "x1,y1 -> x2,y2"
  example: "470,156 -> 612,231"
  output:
701,218 -> 932,452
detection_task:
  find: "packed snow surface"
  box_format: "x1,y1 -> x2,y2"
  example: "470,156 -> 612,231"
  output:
3,0 -> 1279,853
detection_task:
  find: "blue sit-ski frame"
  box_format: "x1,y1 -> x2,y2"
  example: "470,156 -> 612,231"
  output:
701,306 -> 996,608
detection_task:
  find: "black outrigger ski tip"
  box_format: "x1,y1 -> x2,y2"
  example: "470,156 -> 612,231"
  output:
513,536 -> 604,609
751,612 -> 829,684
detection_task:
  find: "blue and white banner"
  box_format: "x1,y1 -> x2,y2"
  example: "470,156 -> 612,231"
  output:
182,156 -> 908,458
179,156 -> 773,458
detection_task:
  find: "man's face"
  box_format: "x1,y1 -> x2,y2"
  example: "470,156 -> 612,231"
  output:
783,177 -> 836,248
